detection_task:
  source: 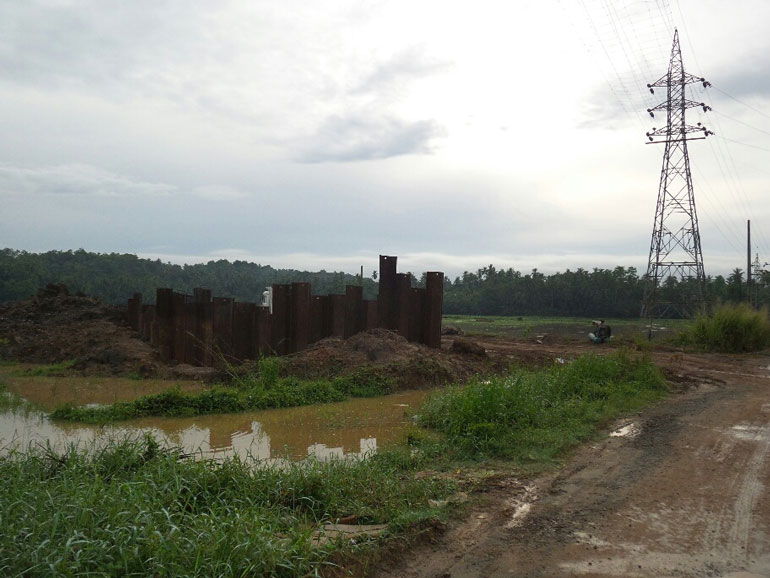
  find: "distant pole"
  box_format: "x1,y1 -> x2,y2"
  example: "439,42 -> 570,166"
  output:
747,220 -> 752,304
360,265 -> 364,286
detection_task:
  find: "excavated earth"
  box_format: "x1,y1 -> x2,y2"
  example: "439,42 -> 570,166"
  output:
3,287 -> 770,577
0,285 -> 557,385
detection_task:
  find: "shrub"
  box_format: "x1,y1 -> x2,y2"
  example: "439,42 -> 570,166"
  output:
419,350 -> 666,462
686,303 -> 770,353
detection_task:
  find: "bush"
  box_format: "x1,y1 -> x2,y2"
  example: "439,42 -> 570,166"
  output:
686,303 -> 770,352
418,350 -> 666,462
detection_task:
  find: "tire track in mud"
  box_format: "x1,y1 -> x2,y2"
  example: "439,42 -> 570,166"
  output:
726,421 -> 770,563
369,355 -> 770,578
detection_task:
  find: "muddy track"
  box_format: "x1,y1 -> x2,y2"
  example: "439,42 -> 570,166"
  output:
371,353 -> 770,578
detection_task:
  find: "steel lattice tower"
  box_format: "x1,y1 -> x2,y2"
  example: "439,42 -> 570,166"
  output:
641,29 -> 712,323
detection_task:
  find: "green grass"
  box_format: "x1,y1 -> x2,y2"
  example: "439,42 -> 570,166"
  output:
418,349 -> 666,463
681,303 -> 770,353
442,314 -> 691,342
0,380 -> 26,412
0,435 -> 455,577
4,349 -> 676,575
51,359 -> 396,423
12,359 -> 76,376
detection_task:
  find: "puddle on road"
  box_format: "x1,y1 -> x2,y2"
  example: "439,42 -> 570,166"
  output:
0,372 -> 430,461
505,485 -> 538,529
729,423 -> 770,442
610,422 -> 641,439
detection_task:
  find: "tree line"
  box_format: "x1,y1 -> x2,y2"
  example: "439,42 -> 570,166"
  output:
1,249 -> 764,318
443,264 -> 766,318
0,249 -> 378,305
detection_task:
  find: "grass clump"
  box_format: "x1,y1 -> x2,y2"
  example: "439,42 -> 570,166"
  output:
682,303 -> 770,353
418,350 -> 666,463
0,436 -> 455,577
13,359 -> 76,377
51,358 -> 395,423
0,380 -> 26,412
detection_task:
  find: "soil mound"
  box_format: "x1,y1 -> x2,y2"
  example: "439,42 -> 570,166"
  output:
0,284 -> 159,376
282,329 -> 501,390
0,286 -> 584,385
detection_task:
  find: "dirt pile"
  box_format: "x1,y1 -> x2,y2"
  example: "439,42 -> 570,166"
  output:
0,288 -> 504,385
0,286 -> 642,386
281,328 -> 502,390
0,284 -> 159,376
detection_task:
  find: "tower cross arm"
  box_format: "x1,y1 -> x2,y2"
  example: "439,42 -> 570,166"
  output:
647,73 -> 710,91
646,124 -> 713,142
646,99 -> 710,117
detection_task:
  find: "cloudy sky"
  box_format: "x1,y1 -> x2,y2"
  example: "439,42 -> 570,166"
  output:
1,0 -> 769,279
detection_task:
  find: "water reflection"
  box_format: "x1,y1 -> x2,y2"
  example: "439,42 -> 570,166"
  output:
0,375 -> 429,461
123,393 -> 425,461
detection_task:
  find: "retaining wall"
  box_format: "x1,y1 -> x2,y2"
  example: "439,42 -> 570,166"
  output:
126,255 -> 443,366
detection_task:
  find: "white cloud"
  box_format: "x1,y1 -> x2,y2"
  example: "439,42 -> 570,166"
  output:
0,0 -> 769,281
0,164 -> 247,201
294,114 -> 445,163
0,164 -> 175,197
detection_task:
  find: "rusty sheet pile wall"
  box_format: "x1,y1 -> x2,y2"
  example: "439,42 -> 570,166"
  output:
126,255 -> 443,366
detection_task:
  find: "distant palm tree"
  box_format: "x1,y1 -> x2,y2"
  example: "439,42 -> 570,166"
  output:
728,268 -> 744,301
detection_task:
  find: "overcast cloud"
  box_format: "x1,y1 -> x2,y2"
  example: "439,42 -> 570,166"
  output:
1,0 -> 769,280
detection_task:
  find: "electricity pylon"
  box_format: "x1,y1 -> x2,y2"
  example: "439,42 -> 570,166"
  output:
641,29 -> 712,328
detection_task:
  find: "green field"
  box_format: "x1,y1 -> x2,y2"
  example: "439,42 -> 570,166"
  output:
442,314 -> 693,343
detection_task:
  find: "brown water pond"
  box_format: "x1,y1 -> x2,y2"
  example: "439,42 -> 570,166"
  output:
0,370 -> 431,461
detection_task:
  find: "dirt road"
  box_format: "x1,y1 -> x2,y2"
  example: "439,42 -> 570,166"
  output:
372,351 -> 770,578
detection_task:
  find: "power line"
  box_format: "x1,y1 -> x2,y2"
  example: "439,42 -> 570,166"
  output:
666,1 -> 770,257
717,135 -> 770,154
713,110 -> 770,138
712,86 -> 770,122
562,1 -> 770,264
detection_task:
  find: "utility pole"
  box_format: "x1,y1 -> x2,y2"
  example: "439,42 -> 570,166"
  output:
751,250 -> 763,307
747,220 -> 752,305
641,29 -> 712,335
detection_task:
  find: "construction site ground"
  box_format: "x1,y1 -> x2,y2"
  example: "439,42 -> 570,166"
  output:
1,288 -> 769,577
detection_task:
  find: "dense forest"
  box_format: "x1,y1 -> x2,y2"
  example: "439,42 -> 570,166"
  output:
0,249 -> 764,318
0,249 -> 379,304
443,264 -> 760,317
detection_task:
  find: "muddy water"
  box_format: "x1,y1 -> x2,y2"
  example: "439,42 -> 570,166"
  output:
0,373 -> 430,461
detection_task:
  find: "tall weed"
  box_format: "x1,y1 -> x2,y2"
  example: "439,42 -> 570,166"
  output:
0,437 -> 455,577
419,350 -> 666,462
684,303 -> 770,352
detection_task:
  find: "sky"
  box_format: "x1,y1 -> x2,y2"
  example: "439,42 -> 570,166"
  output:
1,0 -> 769,280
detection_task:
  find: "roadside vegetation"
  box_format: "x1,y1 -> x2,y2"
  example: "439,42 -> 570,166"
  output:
51,358 -> 394,423
4,349 -> 670,575
680,302 -> 770,353
0,436 -> 454,577
419,349 -> 666,464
